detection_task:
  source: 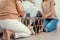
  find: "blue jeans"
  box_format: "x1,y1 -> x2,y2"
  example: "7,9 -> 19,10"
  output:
44,19 -> 58,32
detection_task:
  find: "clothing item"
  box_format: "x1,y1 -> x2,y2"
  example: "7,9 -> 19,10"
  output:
0,19 -> 31,38
23,11 -> 42,26
44,19 -> 58,32
0,0 -> 25,20
22,1 -> 41,18
41,0 -> 57,19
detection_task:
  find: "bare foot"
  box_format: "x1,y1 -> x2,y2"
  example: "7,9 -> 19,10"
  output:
2,29 -> 7,40
6,29 -> 15,40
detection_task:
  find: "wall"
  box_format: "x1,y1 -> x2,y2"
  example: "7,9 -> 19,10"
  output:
55,0 -> 60,26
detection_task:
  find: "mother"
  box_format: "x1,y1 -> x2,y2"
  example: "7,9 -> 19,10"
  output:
41,0 -> 58,32
0,0 -> 31,40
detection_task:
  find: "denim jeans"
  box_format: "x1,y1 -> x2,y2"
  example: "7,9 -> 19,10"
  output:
44,18 -> 58,32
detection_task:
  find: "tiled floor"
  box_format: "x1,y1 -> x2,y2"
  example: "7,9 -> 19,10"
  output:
0,27 -> 60,40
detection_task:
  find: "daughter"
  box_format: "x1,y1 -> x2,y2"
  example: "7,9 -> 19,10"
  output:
41,0 -> 58,32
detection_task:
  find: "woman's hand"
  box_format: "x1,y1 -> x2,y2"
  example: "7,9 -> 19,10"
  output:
43,15 -> 48,19
22,13 -> 26,24
42,14 -> 45,19
42,13 -> 49,19
42,13 -> 46,19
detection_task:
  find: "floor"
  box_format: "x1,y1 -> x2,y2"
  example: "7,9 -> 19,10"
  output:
0,27 -> 60,40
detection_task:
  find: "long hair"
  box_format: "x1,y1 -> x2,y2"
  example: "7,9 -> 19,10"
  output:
42,0 -> 55,5
42,0 -> 44,2
54,3 -> 55,5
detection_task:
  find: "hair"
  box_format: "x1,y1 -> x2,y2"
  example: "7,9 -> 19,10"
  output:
54,3 -> 55,5
42,0 -> 44,2
42,0 -> 55,5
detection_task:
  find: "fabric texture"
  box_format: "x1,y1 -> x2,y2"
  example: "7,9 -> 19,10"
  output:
0,0 -> 24,20
42,0 -> 57,19
0,19 -> 31,38
44,19 -> 58,32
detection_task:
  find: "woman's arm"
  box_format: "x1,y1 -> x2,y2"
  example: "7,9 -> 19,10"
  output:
16,0 -> 26,17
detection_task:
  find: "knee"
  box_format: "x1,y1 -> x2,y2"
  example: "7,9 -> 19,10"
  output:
44,19 -> 59,32
27,30 -> 31,35
25,31 -> 31,37
44,25 -> 57,32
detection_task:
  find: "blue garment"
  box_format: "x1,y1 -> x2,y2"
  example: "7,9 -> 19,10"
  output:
44,19 -> 58,32
24,10 -> 42,25
20,10 -> 59,32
